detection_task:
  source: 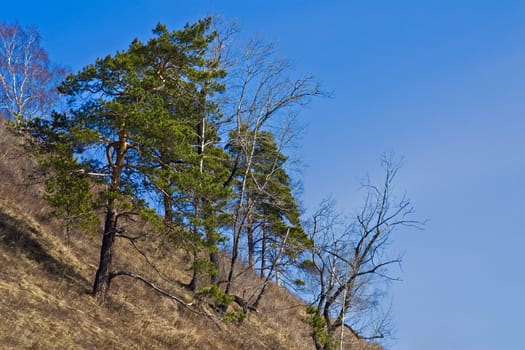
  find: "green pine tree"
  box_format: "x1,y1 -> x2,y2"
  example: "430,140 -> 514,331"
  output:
30,18 -> 226,304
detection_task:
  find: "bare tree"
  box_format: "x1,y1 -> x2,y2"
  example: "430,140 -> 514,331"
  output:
302,158 -> 421,350
0,22 -> 65,121
222,38 -> 322,296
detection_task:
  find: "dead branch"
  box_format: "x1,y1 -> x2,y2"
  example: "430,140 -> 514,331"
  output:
108,270 -> 215,321
232,294 -> 258,313
115,233 -> 186,288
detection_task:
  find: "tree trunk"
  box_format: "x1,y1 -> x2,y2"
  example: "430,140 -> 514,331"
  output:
313,339 -> 325,350
260,221 -> 267,278
93,135 -> 126,304
225,219 -> 241,294
188,254 -> 201,291
247,211 -> 255,270
188,253 -> 217,291
163,191 -> 173,224
93,204 -> 117,303
209,249 -> 219,285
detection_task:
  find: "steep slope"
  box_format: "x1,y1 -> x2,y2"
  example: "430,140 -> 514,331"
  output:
0,118 -> 379,350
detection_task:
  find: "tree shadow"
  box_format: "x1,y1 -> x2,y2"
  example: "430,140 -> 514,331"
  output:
0,209 -> 90,289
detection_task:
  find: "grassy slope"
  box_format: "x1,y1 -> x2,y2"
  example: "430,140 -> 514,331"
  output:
0,119 -> 379,350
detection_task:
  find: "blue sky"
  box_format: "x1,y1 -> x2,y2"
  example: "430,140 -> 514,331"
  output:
2,1 -> 525,349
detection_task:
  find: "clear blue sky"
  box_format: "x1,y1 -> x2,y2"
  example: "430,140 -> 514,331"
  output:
2,1 -> 525,349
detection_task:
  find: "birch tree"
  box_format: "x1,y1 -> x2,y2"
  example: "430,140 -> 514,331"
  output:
222,39 -> 322,296
0,22 -> 65,121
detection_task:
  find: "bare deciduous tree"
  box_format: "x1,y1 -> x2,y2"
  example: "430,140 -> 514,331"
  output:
222,38 -> 322,296
0,23 -> 65,121
302,158 -> 421,350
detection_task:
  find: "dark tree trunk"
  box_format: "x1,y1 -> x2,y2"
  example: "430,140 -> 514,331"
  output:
163,191 -> 173,224
93,204 -> 117,303
188,254 -> 211,292
93,135 -> 126,304
260,221 -> 267,278
188,264 -> 200,291
313,339 -> 325,350
247,213 -> 255,270
225,223 -> 240,294
210,248 -> 220,284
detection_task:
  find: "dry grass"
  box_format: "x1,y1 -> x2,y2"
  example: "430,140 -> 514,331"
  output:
0,119 -> 380,350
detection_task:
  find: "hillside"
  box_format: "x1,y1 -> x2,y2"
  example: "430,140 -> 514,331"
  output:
0,118 -> 380,349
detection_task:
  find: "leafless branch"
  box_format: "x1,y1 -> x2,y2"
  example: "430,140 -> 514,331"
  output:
302,158 -> 422,348
108,270 -> 219,323
116,231 -> 185,288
